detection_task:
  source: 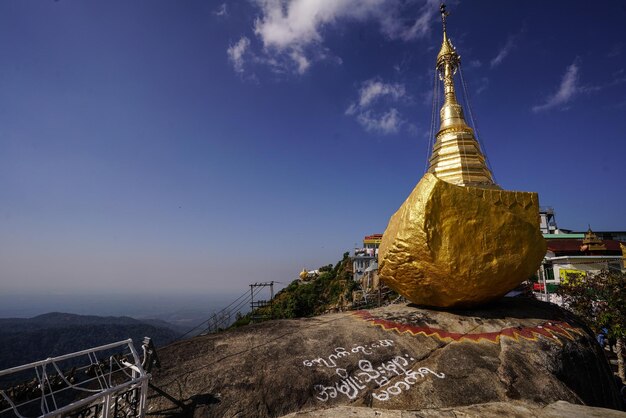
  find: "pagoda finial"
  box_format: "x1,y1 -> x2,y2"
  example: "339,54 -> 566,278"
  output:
436,3 -> 460,105
427,3 -> 498,188
440,3 -> 449,34
438,3 -> 453,66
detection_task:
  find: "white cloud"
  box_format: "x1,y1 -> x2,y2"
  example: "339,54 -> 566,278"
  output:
253,0 -> 383,50
532,61 -> 580,112
227,37 -> 251,73
357,108 -> 404,134
234,0 -> 438,75
214,3 -> 228,17
532,60 -> 626,112
289,50 -> 310,74
490,35 -> 516,68
384,0 -> 439,41
357,79 -> 406,108
346,79 -> 408,134
475,77 -> 489,95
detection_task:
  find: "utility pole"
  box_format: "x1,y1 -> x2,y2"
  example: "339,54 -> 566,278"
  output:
249,282 -> 275,321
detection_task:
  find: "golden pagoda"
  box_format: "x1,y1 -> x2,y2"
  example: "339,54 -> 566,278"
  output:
581,226 -> 606,252
377,4 -> 546,308
428,6 -> 497,188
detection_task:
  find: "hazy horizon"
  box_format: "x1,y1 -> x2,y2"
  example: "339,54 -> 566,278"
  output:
0,291 -> 250,321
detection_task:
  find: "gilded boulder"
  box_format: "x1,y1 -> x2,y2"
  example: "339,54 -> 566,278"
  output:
378,173 -> 546,308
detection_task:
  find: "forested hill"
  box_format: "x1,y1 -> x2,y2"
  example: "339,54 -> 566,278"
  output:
0,312 -> 180,371
232,253 -> 361,326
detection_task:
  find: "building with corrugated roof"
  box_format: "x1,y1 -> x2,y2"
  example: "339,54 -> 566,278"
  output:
537,227 -> 625,303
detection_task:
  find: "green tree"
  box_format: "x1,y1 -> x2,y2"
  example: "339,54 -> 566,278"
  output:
557,269 -> 626,382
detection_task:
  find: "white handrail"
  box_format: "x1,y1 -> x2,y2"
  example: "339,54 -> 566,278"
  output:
0,339 -> 133,377
0,338 -> 150,418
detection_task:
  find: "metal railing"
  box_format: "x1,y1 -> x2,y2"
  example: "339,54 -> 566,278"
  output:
0,339 -> 150,418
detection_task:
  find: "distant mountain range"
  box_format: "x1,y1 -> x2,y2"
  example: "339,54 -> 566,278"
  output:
0,312 -> 182,371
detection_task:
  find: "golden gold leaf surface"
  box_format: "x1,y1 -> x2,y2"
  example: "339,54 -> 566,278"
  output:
379,174 -> 546,308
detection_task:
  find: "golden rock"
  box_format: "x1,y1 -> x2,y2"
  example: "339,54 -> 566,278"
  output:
378,5 -> 546,308
378,174 -> 546,308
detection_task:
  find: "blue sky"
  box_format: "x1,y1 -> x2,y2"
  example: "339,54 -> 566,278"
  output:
1,0 -> 625,298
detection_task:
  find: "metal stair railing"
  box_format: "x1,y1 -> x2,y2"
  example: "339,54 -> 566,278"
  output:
0,339 -> 150,418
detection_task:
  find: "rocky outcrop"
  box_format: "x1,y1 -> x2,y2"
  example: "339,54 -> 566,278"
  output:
280,401 -> 626,417
147,298 -> 623,417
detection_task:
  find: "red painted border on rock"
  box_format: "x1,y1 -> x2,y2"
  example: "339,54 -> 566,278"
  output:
353,310 -> 584,344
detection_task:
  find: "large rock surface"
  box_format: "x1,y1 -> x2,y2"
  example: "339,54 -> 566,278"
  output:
147,298 -> 623,417
282,401 -> 626,418
378,173 -> 546,308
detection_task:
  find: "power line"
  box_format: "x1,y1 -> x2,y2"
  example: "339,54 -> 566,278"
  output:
174,281 -> 279,342
173,289 -> 251,341
424,68 -> 440,174
201,285 -> 266,334
458,63 -> 497,184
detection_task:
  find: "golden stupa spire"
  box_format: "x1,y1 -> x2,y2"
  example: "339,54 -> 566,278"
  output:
379,3 -> 546,309
427,4 -> 498,188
